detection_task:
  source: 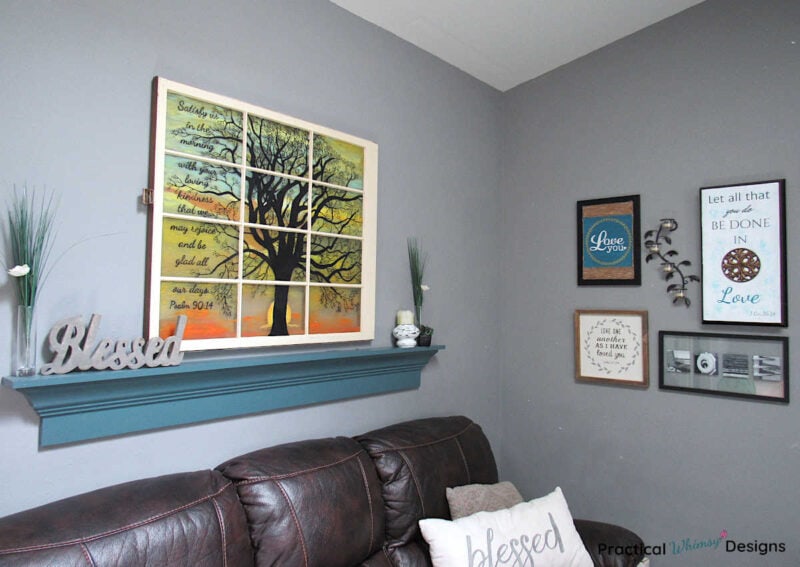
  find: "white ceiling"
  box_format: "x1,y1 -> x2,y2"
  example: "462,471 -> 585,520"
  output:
330,0 -> 706,92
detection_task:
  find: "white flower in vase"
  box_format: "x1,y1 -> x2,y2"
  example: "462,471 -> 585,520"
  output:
8,264 -> 31,277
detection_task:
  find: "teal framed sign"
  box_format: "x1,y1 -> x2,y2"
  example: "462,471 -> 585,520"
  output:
577,195 -> 641,285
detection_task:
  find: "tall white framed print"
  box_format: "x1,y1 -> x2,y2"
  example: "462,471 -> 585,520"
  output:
700,179 -> 786,326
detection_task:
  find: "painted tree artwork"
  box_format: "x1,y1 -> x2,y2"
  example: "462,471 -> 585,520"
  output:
148,78 -> 377,350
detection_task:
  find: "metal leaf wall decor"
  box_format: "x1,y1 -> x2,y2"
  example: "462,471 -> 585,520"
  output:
644,219 -> 700,306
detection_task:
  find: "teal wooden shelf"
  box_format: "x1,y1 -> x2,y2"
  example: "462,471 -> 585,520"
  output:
2,345 -> 443,447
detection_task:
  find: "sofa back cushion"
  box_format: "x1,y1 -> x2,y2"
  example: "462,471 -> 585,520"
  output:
217,436 -> 385,567
356,416 -> 498,565
0,470 -> 253,567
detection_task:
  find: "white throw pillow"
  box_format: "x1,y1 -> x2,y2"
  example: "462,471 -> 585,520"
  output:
419,487 -> 593,567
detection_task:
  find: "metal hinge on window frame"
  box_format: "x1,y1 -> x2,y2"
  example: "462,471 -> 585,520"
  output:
141,188 -> 154,205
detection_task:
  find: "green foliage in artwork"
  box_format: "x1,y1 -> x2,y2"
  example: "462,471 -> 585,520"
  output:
313,135 -> 364,188
247,116 -> 309,177
311,185 -> 362,236
309,235 -> 361,284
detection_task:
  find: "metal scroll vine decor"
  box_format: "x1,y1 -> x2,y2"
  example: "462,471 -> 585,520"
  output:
644,218 -> 700,306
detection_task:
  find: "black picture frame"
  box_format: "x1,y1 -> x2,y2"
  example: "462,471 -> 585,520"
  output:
659,330 -> 789,403
699,179 -> 787,326
577,195 -> 641,286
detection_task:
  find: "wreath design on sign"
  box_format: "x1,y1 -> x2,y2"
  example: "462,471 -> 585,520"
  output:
583,318 -> 640,375
721,248 -> 761,283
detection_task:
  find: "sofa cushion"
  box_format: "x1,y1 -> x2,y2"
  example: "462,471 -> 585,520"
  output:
362,549 -> 396,566
356,415 -> 498,564
0,470 -> 253,567
217,436 -> 385,567
573,519 -> 647,567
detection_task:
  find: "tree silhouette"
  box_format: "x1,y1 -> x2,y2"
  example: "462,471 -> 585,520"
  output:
169,101 -> 364,336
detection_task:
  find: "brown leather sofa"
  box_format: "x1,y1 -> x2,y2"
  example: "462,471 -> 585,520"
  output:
0,416 -> 644,566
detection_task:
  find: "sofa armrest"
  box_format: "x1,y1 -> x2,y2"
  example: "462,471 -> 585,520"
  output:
574,518 -> 645,567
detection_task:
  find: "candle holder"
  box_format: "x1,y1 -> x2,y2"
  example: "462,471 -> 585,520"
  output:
644,218 -> 700,307
393,324 -> 420,348
393,310 -> 419,348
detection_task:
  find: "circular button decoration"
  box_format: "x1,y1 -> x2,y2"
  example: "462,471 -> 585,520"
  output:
584,218 -> 632,267
696,352 -> 717,375
721,248 -> 761,283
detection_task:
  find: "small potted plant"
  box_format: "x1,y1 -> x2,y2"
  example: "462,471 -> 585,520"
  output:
418,324 -> 434,347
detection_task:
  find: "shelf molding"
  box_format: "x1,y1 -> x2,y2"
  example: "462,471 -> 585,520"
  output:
2,345 -> 443,447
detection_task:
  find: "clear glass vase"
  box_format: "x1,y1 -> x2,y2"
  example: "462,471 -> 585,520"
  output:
13,304 -> 37,377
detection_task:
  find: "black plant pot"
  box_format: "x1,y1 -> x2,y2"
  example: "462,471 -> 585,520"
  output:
418,334 -> 432,347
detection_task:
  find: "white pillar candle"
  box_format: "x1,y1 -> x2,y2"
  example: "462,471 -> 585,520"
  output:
396,310 -> 414,325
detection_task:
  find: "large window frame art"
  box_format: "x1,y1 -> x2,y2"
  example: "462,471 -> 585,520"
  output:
147,78 -> 378,351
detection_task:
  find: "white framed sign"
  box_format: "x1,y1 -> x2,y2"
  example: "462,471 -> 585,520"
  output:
700,179 -> 787,326
574,310 -> 649,387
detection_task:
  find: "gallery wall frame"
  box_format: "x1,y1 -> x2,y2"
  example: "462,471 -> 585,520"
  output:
577,195 -> 641,286
659,331 -> 788,403
699,179 -> 787,326
574,309 -> 649,387
146,77 -> 378,351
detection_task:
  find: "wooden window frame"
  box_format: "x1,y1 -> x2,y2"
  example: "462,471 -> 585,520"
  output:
146,78 -> 377,351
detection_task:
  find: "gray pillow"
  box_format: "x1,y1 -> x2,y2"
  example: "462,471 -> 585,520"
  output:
446,481 -> 524,519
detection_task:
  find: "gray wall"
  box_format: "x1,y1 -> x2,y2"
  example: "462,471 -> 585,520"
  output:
2,1 -> 799,564
0,0 -> 502,515
499,0 -> 799,565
